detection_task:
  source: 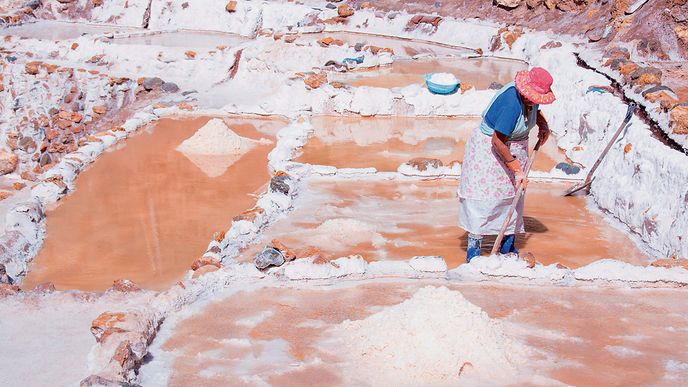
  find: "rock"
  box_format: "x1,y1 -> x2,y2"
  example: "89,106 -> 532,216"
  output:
337,4 -> 354,17
304,72 -> 327,89
191,256 -> 221,271
0,190 -> 12,200
92,105 -> 107,114
540,40 -> 562,49
284,34 -> 298,43
254,247 -> 285,269
521,252 -> 537,268
178,102 -> 194,111
670,105 -> 688,135
0,151 -> 18,175
271,239 -> 297,261
0,284 -> 21,298
110,279 -> 141,293
354,42 -> 365,51
650,258 -> 688,270
213,230 -> 225,243
90,312 -> 127,343
39,153 -> 52,167
495,0 -> 522,9
33,282 -> 56,293
161,82 -> 179,93
112,340 -> 136,369
25,61 -> 41,75
0,263 -> 13,285
618,62 -> 639,77
629,67 -> 662,87
623,143 -> 632,154
233,206 -> 265,222
317,37 -> 335,47
364,45 -> 394,55
192,264 -> 219,279
488,82 -> 504,90
406,14 -> 442,30
406,157 -> 442,172
12,182 -> 26,190
18,136 -> 37,152
141,77 -> 164,91
555,162 -> 581,175
604,46 -> 630,60
270,174 -> 291,195
92,0 -> 104,6
225,0 -> 237,12
644,90 -> 679,110
675,25 -> 688,46
460,82 -> 473,94
326,3 -> 337,9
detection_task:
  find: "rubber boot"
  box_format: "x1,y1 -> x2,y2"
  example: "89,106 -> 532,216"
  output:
466,234 -> 482,263
499,234 -> 519,255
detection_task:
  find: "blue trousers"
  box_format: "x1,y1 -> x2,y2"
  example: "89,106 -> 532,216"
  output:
466,234 -> 518,263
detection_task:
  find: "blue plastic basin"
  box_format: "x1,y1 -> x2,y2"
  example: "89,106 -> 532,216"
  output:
424,73 -> 460,95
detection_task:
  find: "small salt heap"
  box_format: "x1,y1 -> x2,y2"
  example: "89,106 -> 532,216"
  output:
176,118 -> 265,177
429,72 -> 459,85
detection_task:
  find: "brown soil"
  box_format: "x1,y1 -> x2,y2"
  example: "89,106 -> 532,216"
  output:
22,116 -> 286,291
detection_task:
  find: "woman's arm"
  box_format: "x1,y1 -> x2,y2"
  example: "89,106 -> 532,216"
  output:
536,111 -> 550,146
492,131 -> 526,188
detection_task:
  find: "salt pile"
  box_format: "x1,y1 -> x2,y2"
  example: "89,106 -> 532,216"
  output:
329,286 -> 529,386
176,118 -> 260,155
176,118 -> 264,177
429,72 -> 459,85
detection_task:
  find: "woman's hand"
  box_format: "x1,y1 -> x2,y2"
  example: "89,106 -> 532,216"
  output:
536,111 -> 550,146
506,159 -> 528,189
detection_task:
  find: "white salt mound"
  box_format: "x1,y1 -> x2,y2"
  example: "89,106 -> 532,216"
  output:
176,118 -> 268,177
330,286 -> 529,386
429,72 -> 459,85
176,118 -> 259,155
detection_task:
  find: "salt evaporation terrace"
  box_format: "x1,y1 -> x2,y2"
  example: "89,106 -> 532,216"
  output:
1,1 -> 687,386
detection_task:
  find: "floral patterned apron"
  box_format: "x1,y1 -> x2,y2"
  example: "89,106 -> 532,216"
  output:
458,84 -> 538,235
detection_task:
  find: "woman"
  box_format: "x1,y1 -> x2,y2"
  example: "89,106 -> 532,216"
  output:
459,67 -> 555,262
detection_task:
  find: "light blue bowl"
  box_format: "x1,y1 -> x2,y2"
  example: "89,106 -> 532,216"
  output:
424,73 -> 460,94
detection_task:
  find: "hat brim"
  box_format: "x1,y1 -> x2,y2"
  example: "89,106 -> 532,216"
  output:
515,70 -> 556,105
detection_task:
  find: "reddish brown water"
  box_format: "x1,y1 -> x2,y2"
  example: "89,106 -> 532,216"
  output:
297,115 -> 568,172
22,116 -> 286,291
240,178 -> 648,268
301,31 -> 473,58
145,281 -> 688,386
331,57 -> 527,90
0,21 -> 137,40
113,30 -> 248,48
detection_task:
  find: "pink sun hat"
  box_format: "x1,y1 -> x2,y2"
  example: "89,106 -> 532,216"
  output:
515,67 -> 556,105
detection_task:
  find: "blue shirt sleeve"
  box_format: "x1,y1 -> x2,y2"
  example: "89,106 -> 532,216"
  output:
484,87 -> 521,137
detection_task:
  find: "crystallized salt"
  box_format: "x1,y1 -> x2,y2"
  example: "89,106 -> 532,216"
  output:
429,72 -> 459,85
176,118 -> 260,155
329,286 -> 529,385
312,218 -> 386,250
176,118 -> 269,177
